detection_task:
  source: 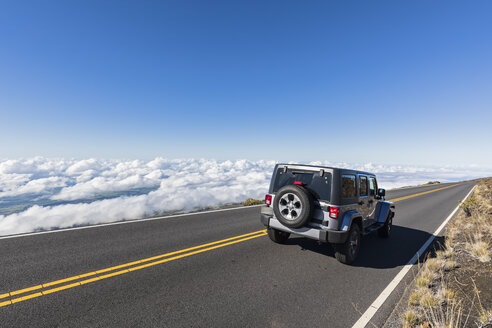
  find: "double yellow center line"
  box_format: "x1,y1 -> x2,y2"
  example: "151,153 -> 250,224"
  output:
387,183 -> 460,202
0,229 -> 267,308
0,183 -> 462,308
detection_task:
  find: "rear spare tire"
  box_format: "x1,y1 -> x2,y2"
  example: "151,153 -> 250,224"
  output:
272,185 -> 314,228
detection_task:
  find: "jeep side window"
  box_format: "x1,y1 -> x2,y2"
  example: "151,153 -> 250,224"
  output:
359,176 -> 368,197
342,175 -> 356,198
369,177 -> 377,196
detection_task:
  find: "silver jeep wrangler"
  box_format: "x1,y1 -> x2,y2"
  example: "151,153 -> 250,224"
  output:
260,164 -> 395,264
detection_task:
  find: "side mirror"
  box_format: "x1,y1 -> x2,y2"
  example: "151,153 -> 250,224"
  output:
378,188 -> 386,197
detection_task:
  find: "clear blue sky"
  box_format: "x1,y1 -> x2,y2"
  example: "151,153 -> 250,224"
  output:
1,1 -> 491,167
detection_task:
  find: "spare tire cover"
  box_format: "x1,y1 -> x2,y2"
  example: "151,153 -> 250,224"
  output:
273,185 -> 314,228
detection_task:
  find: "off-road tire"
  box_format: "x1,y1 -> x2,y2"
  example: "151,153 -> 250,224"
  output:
334,224 -> 361,264
272,185 -> 314,228
267,228 -> 290,244
378,212 -> 393,238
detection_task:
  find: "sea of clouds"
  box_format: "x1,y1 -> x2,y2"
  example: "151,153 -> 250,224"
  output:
0,157 -> 489,236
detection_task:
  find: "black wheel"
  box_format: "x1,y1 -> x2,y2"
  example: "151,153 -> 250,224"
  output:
378,212 -> 393,238
267,228 -> 290,244
334,224 -> 361,264
272,185 -> 314,228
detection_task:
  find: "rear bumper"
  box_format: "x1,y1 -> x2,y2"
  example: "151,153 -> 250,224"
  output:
260,213 -> 348,244
260,213 -> 271,226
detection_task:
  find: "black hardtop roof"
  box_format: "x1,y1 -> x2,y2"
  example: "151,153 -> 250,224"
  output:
275,163 -> 375,177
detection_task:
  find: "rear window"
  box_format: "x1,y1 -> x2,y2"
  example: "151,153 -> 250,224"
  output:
271,168 -> 331,201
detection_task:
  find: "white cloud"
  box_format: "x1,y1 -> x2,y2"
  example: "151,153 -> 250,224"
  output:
0,157 -> 490,236
65,158 -> 102,175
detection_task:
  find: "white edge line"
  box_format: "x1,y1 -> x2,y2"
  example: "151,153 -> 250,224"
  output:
0,205 -> 264,240
351,184 -> 476,328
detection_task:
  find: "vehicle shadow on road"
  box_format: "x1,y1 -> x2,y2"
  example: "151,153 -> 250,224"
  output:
284,225 -> 444,269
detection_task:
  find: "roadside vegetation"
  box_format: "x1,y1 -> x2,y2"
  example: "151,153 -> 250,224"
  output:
242,198 -> 264,206
401,178 -> 492,328
424,181 -> 441,185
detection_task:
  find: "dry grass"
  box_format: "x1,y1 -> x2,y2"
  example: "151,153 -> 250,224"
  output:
400,178 -> 492,327
409,290 -> 423,307
445,248 -> 456,258
241,198 -> 264,206
470,240 -> 491,262
478,309 -> 492,327
420,298 -> 464,328
416,268 -> 436,288
402,310 -> 419,326
436,249 -> 454,259
425,258 -> 441,272
460,197 -> 479,217
452,181 -> 492,264
473,279 -> 492,327
424,181 -> 441,185
420,292 -> 439,308
439,287 -> 456,301
443,259 -> 458,271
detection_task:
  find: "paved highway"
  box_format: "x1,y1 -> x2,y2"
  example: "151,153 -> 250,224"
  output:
0,182 -> 475,327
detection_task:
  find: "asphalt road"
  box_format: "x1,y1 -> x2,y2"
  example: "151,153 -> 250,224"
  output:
0,182 -> 475,327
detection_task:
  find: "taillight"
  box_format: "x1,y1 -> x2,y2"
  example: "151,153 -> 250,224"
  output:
329,206 -> 339,219
265,194 -> 272,206
293,181 -> 303,185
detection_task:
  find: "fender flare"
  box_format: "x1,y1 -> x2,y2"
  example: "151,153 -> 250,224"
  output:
340,210 -> 363,232
375,201 -> 395,224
